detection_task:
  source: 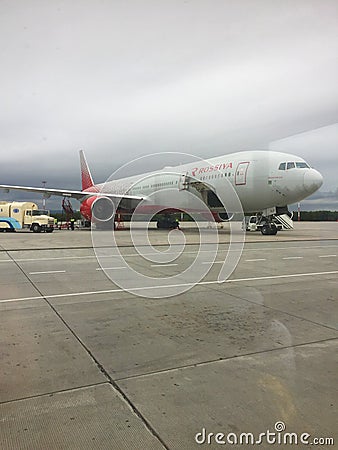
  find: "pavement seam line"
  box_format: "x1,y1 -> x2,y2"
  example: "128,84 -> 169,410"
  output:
0,382 -> 109,406
114,336 -> 338,382
2,237 -> 338,253
4,250 -> 170,450
1,269 -> 338,304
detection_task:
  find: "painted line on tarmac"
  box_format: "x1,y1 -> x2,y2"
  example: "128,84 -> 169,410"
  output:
150,263 -> 178,268
319,254 -> 336,258
96,267 -> 126,270
1,270 -> 338,304
245,258 -> 266,262
1,244 -> 338,263
282,256 -> 304,260
29,270 -> 66,275
202,261 -> 224,265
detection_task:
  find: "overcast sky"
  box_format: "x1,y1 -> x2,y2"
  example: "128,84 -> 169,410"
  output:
0,0 -> 337,209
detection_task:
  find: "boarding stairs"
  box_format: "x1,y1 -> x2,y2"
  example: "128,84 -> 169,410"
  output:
273,213 -> 294,230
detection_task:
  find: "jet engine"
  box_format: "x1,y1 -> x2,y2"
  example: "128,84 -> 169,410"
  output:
212,211 -> 234,222
80,196 -> 115,223
80,196 -> 97,220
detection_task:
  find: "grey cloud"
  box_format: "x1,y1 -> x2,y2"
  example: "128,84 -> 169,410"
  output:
294,189 -> 338,211
0,0 -> 337,209
269,123 -> 338,191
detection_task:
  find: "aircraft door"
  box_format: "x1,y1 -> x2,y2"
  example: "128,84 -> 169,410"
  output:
235,162 -> 250,185
178,172 -> 189,190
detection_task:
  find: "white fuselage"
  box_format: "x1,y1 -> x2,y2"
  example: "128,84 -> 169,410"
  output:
88,151 -> 323,215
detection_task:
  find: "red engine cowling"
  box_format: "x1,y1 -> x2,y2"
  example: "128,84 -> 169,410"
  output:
212,211 -> 234,222
80,196 -> 116,224
80,196 -> 97,220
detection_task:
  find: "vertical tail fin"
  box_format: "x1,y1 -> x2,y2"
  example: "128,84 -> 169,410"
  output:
79,150 -> 94,190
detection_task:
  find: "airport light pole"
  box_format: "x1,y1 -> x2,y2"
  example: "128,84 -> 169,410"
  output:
42,180 -> 47,209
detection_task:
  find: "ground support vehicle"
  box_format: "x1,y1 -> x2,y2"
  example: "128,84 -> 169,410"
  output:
0,202 -> 55,233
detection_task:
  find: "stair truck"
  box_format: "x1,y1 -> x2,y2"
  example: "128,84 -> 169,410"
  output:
243,208 -> 294,235
0,202 -> 55,233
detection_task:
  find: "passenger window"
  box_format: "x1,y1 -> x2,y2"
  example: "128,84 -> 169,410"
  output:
287,162 -> 295,169
278,162 -> 286,170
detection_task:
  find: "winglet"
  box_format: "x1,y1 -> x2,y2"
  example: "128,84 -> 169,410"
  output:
79,150 -> 94,190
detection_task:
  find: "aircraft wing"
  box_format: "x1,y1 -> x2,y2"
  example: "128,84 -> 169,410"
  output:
0,184 -> 144,203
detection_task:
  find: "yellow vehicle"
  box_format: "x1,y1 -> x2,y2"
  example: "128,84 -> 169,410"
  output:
0,201 -> 55,233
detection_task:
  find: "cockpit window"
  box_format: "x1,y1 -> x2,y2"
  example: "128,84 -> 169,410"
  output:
280,161 -> 310,170
296,162 -> 310,168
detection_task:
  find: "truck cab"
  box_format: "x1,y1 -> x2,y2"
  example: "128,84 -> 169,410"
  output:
243,212 -> 293,235
0,202 -> 55,232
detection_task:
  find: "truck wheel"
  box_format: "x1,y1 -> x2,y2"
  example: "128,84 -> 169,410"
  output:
31,224 -> 42,233
261,225 -> 269,235
270,224 -> 278,235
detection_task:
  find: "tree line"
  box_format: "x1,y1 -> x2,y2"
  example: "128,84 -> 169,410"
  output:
298,210 -> 338,221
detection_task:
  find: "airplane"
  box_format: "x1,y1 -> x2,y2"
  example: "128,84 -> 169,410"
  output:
0,150 -> 323,235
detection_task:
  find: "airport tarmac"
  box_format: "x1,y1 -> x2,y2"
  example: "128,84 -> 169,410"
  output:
0,222 -> 337,449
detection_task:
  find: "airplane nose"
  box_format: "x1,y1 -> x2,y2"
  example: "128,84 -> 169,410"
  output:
303,169 -> 323,194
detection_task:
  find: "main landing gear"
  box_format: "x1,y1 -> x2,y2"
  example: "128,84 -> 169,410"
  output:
156,215 -> 179,229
